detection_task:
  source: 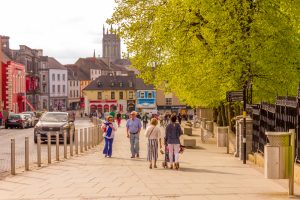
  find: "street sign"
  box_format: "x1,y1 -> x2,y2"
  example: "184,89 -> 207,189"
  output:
226,91 -> 243,102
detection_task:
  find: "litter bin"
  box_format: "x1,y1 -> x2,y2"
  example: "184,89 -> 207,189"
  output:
264,132 -> 292,179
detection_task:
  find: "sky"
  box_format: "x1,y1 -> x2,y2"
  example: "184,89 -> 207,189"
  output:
0,0 -> 122,64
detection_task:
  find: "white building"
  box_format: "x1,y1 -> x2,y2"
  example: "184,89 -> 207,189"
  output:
66,64 -> 81,110
48,58 -> 68,111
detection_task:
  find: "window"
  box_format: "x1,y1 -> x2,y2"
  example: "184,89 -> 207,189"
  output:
76,90 -> 79,97
119,91 -> 123,99
77,81 -> 79,86
166,98 -> 172,105
97,92 -> 102,99
63,85 -> 65,93
148,92 -> 152,98
111,91 -> 115,99
119,82 -> 123,87
42,85 -> 46,93
129,81 -> 133,87
42,75 -> 46,81
52,85 -> 55,93
111,82 -> 115,87
98,82 -> 103,87
70,90 -> 72,97
129,91 -> 133,99
58,85 -> 61,93
57,74 -> 60,81
63,74 -> 65,81
52,74 -> 55,81
140,92 -> 145,98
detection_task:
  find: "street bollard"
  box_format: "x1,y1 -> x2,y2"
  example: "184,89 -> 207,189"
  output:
94,126 -> 97,146
80,129 -> 83,153
25,137 -> 29,171
37,134 -> 42,167
47,133 -> 51,164
84,128 -> 87,151
11,139 -> 16,175
88,127 -> 91,149
70,129 -> 73,157
64,131 -> 67,159
56,132 -> 59,161
75,129 -> 79,155
92,126 -> 95,148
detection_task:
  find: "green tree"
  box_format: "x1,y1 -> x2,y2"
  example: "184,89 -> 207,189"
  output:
109,0 -> 300,107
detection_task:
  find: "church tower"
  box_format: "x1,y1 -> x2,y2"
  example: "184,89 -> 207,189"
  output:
102,25 -> 121,61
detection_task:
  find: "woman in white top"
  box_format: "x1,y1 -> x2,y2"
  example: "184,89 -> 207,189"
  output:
101,115 -> 117,158
145,118 -> 162,169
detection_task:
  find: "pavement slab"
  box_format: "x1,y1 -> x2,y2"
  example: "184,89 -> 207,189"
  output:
0,120 -> 299,200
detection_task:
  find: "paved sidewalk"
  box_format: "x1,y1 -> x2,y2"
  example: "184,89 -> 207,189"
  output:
0,121 -> 299,200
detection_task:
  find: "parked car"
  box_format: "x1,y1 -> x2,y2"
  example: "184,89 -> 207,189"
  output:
22,111 -> 38,126
22,113 -> 34,127
34,112 -> 75,143
5,114 -> 28,129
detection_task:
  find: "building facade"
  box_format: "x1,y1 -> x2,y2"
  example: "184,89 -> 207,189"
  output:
83,75 -> 137,115
2,61 -> 26,113
156,90 -> 190,115
0,37 -> 3,110
135,78 -> 157,114
48,58 -> 68,111
66,65 -> 80,110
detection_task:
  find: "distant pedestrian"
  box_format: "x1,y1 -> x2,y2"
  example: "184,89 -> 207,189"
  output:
145,118 -> 162,169
0,111 -> 3,126
165,114 -> 183,170
116,112 -> 122,127
177,113 -> 182,125
126,111 -> 142,158
142,113 -> 149,129
101,116 -> 117,158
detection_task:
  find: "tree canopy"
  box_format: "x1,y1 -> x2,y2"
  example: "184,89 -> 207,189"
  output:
108,0 -> 300,107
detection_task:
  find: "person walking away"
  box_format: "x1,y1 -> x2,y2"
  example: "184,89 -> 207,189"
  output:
165,114 -> 183,170
116,112 -> 122,127
101,116 -> 117,157
142,113 -> 148,129
177,113 -> 182,125
145,118 -> 162,169
126,111 -> 142,158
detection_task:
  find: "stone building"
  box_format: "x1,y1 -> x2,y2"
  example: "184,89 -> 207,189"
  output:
65,64 -> 80,110
102,26 -> 121,62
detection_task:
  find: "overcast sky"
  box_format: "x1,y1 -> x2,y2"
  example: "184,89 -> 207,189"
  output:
0,0 -> 121,64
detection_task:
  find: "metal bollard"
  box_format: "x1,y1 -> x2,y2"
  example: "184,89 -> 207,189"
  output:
56,132 -> 59,161
91,126 -> 94,148
37,134 -> 41,167
84,128 -> 87,151
88,127 -> 91,149
47,133 -> 51,164
70,129 -> 73,156
25,137 -> 29,170
75,129 -> 79,155
11,139 -> 16,175
80,129 -> 83,153
64,131 -> 67,159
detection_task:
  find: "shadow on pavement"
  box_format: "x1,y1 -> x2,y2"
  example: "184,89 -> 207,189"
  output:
178,167 -> 238,175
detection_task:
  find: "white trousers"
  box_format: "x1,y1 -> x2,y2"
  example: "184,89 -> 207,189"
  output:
168,144 -> 180,163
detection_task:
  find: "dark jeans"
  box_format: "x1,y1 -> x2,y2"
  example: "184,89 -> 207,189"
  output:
103,138 -> 114,157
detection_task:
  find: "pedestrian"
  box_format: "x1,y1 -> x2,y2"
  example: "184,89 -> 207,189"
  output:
142,113 -> 148,129
165,114 -> 183,170
101,116 -> 117,158
126,111 -> 142,158
177,113 -> 182,125
116,111 -> 122,127
145,118 -> 162,169
0,111 -> 3,126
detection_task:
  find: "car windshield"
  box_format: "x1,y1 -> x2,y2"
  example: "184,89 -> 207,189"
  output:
9,115 -> 21,120
40,113 -> 68,122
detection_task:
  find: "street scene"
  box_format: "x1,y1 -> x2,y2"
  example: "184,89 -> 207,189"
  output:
0,0 -> 300,200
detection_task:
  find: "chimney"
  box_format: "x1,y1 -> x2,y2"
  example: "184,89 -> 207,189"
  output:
0,36 -> 10,55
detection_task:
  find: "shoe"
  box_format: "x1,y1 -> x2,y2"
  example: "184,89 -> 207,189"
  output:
175,163 -> 179,170
149,164 -> 152,169
105,155 -> 107,157
170,164 -> 173,169
136,154 -> 139,158
131,155 -> 135,158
